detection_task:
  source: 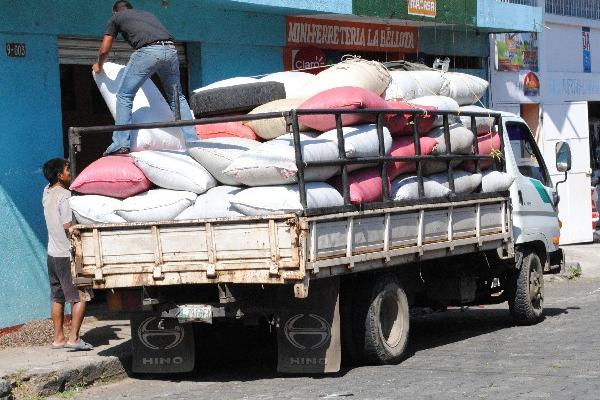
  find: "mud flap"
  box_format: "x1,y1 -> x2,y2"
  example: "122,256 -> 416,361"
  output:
276,277 -> 341,374
130,314 -> 195,373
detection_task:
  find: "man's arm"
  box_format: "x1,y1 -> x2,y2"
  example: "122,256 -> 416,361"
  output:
92,35 -> 114,74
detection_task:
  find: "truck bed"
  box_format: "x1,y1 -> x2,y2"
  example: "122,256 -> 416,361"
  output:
71,195 -> 512,292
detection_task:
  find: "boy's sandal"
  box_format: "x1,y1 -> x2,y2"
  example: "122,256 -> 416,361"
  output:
64,339 -> 94,351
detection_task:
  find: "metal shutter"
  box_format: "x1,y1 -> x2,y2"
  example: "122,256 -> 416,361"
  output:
58,37 -> 186,66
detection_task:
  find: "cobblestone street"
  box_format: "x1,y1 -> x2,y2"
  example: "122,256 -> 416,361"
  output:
64,277 -> 600,400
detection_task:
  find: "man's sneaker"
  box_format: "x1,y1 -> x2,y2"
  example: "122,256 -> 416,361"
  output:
103,147 -> 130,157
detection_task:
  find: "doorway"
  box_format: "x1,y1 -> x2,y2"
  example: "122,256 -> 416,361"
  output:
520,103 -> 540,143
58,37 -> 189,171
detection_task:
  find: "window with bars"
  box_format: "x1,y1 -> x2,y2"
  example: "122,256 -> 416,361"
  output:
545,0 -> 600,20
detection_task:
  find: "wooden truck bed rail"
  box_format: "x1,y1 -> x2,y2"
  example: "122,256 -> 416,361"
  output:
71,197 -> 512,292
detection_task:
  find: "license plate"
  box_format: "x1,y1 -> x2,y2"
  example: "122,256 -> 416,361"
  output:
178,304 -> 213,323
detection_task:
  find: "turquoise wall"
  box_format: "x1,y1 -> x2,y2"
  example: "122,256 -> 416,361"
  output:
419,28 -> 489,57
0,1 -> 347,328
477,0 -> 542,33
0,32 -> 63,327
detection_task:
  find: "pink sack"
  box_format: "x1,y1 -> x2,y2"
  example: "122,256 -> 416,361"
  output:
386,101 -> 437,136
388,136 -> 438,180
298,86 -> 389,132
70,155 -> 152,199
463,130 -> 502,172
196,121 -> 260,141
334,167 -> 390,205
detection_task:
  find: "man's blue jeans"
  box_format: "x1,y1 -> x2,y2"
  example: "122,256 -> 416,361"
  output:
106,44 -> 197,154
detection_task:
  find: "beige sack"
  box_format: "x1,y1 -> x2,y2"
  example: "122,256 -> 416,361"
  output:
244,98 -> 308,140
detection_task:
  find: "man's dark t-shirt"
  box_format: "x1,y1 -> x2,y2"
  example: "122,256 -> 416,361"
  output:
105,9 -> 173,50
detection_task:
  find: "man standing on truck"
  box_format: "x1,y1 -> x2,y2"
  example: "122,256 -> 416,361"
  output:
42,158 -> 93,351
92,0 -> 197,156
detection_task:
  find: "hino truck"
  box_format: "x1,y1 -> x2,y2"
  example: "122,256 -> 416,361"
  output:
67,107 -> 570,374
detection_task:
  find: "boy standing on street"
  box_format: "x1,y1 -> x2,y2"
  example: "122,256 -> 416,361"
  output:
42,158 -> 93,350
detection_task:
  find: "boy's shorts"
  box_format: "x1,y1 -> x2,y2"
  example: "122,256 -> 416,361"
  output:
47,255 -> 88,304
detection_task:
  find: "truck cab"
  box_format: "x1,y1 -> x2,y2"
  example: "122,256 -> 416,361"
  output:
501,113 -> 566,271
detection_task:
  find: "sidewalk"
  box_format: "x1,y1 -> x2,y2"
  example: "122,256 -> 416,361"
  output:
561,242 -> 600,278
0,244 -> 598,399
0,311 -> 131,399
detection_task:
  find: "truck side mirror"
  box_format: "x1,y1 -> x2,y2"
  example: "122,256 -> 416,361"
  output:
555,141 -> 572,172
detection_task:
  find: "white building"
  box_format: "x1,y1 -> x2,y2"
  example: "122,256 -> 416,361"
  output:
490,0 -> 600,244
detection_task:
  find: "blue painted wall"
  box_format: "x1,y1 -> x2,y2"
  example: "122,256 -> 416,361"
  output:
0,1 -> 346,327
0,32 -> 63,327
477,0 -> 543,33
419,28 -> 489,58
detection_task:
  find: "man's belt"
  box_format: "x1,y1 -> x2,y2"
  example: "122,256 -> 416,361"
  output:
142,40 -> 175,47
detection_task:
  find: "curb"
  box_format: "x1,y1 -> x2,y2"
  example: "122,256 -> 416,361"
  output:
1,353 -> 130,399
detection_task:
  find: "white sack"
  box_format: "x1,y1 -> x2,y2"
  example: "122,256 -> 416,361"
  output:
130,151 -> 217,194
93,62 -> 186,152
459,105 -> 496,135
188,137 -> 260,186
429,171 -> 482,194
223,133 -> 341,186
176,186 -> 243,220
224,124 -> 392,186
440,72 -> 489,106
302,58 -> 391,97
231,182 -> 343,216
116,189 -> 197,222
428,123 -> 475,155
319,124 -> 393,160
259,71 -> 316,99
69,195 -> 126,224
192,77 -> 258,93
384,71 -> 447,101
422,124 -> 474,176
409,95 -> 461,128
392,176 -> 451,201
482,170 -> 515,193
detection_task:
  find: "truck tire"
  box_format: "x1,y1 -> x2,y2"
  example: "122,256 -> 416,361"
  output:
358,274 -> 410,365
508,249 -> 544,325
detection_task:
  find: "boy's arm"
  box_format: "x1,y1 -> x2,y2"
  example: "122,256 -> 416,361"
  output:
59,197 -> 73,233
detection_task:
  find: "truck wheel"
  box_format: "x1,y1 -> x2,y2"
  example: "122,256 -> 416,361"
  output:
508,249 -> 544,325
360,275 -> 410,364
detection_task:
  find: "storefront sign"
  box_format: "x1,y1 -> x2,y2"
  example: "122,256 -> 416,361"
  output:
583,27 -> 591,73
408,0 -> 437,17
5,42 -> 26,58
286,16 -> 418,53
496,33 -> 538,72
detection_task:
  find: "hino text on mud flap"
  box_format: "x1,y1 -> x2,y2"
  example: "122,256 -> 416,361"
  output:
276,277 -> 341,373
131,313 -> 195,373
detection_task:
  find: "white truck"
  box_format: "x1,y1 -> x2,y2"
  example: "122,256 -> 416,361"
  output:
67,108 -> 571,374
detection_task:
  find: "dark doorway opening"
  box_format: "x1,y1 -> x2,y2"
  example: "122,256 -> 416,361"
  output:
59,64 -> 189,172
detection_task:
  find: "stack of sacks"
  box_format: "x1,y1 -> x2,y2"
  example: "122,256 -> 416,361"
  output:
69,150 -> 217,223
71,58 -> 512,224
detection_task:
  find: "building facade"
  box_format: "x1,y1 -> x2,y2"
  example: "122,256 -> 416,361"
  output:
489,0 -> 600,244
0,0 -> 541,328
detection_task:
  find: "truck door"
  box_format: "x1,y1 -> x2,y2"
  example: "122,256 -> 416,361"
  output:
504,119 -> 559,251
